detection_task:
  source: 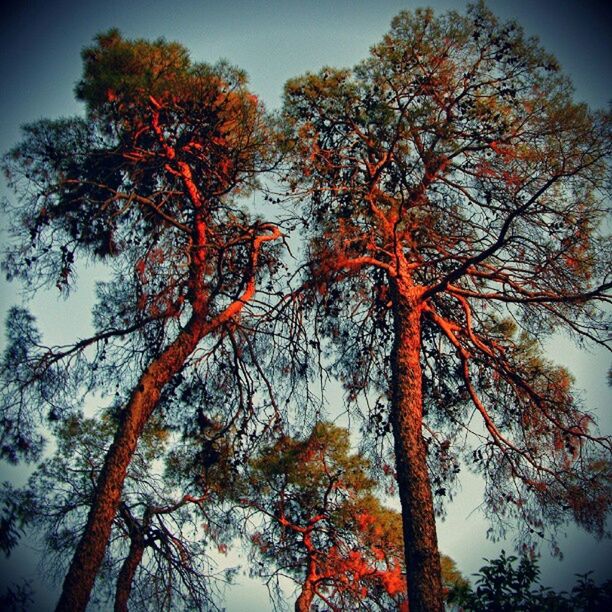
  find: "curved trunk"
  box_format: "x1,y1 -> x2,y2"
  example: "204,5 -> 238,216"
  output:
55,314 -> 207,612
390,284 -> 444,612
54,221 -> 278,612
114,533 -> 145,612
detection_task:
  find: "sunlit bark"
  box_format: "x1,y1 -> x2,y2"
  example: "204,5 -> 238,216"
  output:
56,313 -> 207,611
295,581 -> 315,612
281,6 -> 611,610
295,537 -> 317,612
56,218 -> 278,611
390,281 -> 443,612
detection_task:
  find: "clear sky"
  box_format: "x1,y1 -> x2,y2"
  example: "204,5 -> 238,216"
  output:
0,1 -> 610,610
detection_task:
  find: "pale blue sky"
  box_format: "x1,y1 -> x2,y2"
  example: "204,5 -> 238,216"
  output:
0,1 -> 610,609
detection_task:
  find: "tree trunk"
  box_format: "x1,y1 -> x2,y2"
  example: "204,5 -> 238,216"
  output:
54,223 -> 278,611
295,580 -> 315,612
389,283 -> 444,612
295,544 -> 317,612
55,315 -> 207,612
114,533 -> 145,612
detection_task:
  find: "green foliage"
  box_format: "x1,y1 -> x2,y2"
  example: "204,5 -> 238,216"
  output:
0,412 -> 234,610
448,551 -> 612,611
244,422 -> 377,557
249,422 -> 374,510
0,27 -> 298,611
2,31 -> 272,291
75,29 -> 192,110
0,28 -> 284,464
242,422 -> 407,609
0,488 -> 26,557
163,412 -> 238,498
242,422 -> 468,610
281,0 -> 611,549
0,307 -> 90,463
440,554 -> 470,593
0,7 -> 610,611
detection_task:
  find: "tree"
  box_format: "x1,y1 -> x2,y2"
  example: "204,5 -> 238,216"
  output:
448,550 -> 612,611
1,30 -> 283,611
241,422 -> 407,611
1,412 -> 237,611
282,3 -> 611,610
241,422 -> 467,611
440,555 -> 469,602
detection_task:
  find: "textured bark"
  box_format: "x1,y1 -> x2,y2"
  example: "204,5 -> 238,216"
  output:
390,282 -> 444,612
295,537 -> 317,612
54,221 -> 278,611
295,580 -> 315,612
55,314 -> 207,612
114,533 -> 145,612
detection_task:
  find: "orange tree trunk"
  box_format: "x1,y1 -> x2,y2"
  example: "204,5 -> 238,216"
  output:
389,282 -> 444,612
55,314 -> 207,612
295,580 -> 315,612
114,532 -> 145,612
54,220 -> 278,612
295,545 -> 317,612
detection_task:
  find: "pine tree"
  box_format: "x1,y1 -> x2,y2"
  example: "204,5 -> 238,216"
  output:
1,30 -> 282,610
282,4 -> 611,609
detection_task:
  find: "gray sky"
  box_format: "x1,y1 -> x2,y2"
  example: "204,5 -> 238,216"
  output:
0,1 -> 610,609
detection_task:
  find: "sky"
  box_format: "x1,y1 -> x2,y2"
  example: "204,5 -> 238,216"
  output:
0,0 -> 611,609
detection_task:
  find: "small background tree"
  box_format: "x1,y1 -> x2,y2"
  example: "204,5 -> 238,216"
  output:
241,421 -> 467,611
241,422 -> 406,611
448,550 -> 612,611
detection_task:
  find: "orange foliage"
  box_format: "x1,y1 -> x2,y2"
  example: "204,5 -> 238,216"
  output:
379,564 -> 406,596
355,512 -> 375,531
475,160 -> 497,178
501,170 -> 521,188
489,140 -> 516,163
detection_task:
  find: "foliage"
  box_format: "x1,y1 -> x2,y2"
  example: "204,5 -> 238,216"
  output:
0,5 -> 610,611
0,28 -> 292,611
241,422 -> 467,610
0,483 -> 28,557
448,551 -> 612,611
440,554 -> 470,596
0,28 -> 285,464
240,422 -> 404,610
282,0 -> 611,546
0,413 -> 237,610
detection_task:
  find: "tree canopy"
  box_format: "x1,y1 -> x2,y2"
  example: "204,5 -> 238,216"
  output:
282,2 -> 611,609
241,422 -> 408,611
1,4 -> 611,612
448,550 -> 612,611
1,29 -> 286,611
